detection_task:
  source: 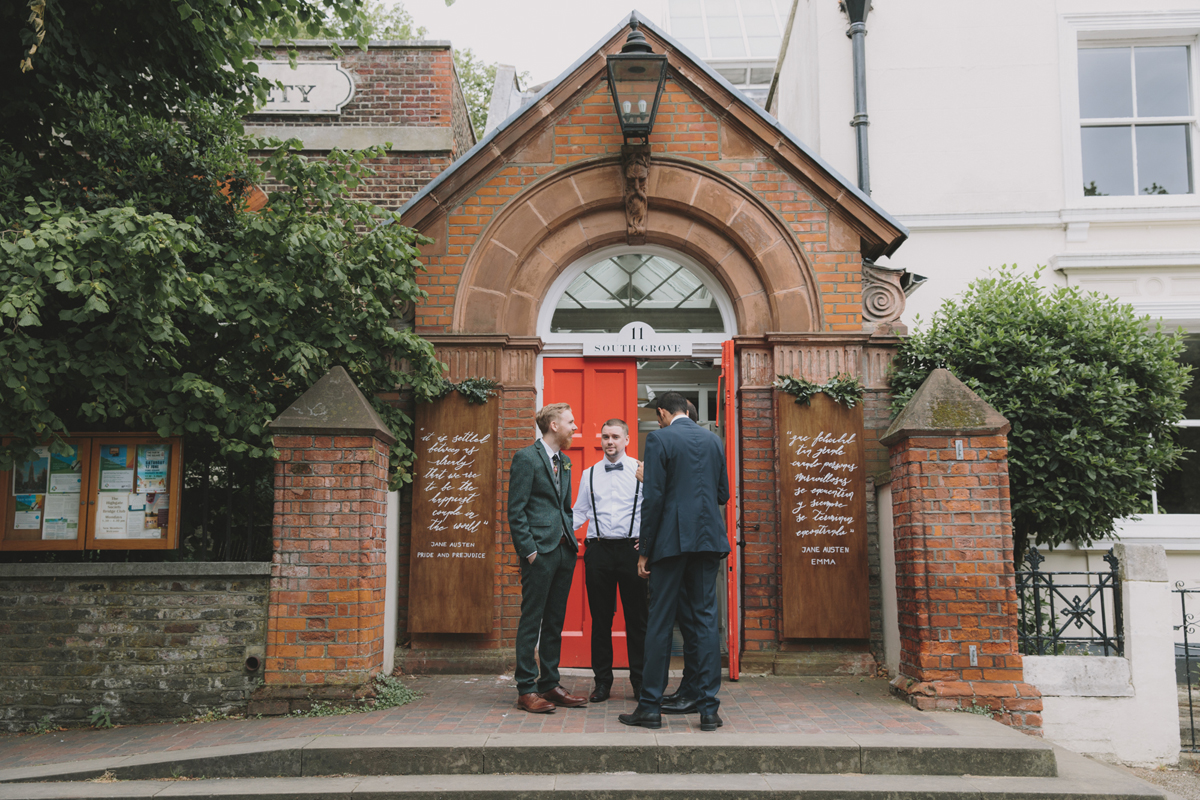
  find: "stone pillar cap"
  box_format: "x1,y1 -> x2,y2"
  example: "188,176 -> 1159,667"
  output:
268,366 -> 396,445
880,368 -> 1009,446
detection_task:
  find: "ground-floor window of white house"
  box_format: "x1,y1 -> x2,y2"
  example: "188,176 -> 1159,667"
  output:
1155,335 -> 1200,514
1078,44 -> 1194,196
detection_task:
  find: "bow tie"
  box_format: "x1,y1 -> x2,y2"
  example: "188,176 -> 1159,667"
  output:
604,462 -> 624,472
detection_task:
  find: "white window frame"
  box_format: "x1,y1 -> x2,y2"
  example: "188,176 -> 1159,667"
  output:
1059,11 -> 1200,210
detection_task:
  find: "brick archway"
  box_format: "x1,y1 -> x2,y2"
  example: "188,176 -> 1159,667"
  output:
453,158 -> 822,336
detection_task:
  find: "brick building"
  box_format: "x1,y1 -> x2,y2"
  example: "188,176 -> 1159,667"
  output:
246,39 -> 476,207
395,14 -> 914,679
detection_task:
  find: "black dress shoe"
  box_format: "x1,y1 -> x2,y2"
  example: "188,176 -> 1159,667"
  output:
661,688 -> 683,704
618,709 -> 662,729
589,683 -> 611,703
660,695 -> 700,715
699,712 -> 723,731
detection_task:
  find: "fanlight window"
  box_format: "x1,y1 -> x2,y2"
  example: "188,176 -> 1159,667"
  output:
551,254 -> 724,333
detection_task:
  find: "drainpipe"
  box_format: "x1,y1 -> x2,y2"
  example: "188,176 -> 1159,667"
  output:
844,0 -> 871,194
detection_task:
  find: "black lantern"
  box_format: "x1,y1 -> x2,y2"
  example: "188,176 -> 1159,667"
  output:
606,19 -> 668,145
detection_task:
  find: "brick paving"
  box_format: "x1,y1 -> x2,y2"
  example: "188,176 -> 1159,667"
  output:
0,676 -> 954,772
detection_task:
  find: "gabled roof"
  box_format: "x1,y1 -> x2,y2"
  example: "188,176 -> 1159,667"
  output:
399,11 -> 907,258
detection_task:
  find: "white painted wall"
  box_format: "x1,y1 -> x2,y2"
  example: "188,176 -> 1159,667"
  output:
771,0 -> 1200,547
1025,544 -> 1180,766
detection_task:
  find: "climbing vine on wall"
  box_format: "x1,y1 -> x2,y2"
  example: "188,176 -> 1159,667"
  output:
774,374 -> 865,409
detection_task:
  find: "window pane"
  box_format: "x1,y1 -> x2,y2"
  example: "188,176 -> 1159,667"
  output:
1178,337 -> 1200,420
741,0 -> 776,16
677,37 -> 708,55
716,67 -> 747,84
1079,48 -> 1133,119
748,35 -> 781,57
710,35 -> 747,57
705,0 -> 738,16
1136,125 -> 1192,195
749,66 -> 775,84
1135,46 -> 1190,117
671,17 -> 705,38
1081,126 -> 1134,195
551,256 -> 724,333
743,15 -> 779,36
1159,427 -> 1200,514
670,0 -> 702,17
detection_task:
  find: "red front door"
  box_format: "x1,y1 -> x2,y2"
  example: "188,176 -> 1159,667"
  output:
542,357 -> 639,668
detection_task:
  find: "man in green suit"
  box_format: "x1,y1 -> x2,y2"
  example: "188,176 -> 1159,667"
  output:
507,402 -> 588,713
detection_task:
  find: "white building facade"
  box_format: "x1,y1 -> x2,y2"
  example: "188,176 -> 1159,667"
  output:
770,0 -> 1200,582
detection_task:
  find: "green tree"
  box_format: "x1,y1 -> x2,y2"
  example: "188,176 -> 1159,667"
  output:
889,267 -> 1192,563
1,0 -> 447,491
1,101 -> 444,486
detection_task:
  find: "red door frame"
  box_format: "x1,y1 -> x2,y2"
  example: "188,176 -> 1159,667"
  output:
718,340 -> 740,680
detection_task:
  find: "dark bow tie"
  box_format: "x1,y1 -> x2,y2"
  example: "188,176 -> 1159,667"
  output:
604,462 -> 624,472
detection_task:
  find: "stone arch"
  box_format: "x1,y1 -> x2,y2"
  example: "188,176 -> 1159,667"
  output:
454,157 -> 822,336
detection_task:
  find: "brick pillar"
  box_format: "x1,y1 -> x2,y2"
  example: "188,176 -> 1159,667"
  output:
255,367 -> 394,712
881,368 -> 1042,733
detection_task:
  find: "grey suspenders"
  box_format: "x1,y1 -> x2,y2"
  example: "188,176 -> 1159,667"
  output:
588,461 -> 640,539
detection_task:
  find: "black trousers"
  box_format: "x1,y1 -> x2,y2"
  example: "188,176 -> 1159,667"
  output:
583,537 -> 648,691
639,553 -> 722,715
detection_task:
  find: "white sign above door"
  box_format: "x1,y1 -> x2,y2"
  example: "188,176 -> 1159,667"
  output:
252,61 -> 355,115
581,321 -> 712,357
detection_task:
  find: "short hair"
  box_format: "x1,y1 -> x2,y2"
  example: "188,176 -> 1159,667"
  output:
655,391 -> 689,416
686,400 -> 699,422
536,403 -> 571,434
601,418 -> 629,436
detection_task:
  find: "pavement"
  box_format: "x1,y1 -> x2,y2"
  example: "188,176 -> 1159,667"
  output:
0,675 -> 954,772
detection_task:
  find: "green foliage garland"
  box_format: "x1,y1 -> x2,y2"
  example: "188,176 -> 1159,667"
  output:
433,377 -> 500,405
889,266 -> 1191,562
774,373 -> 865,409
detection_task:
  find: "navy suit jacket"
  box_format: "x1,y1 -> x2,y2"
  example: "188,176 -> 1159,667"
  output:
638,416 -> 730,564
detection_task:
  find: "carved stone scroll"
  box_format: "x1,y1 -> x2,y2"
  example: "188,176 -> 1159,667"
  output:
862,262 -> 907,332
621,145 -> 650,245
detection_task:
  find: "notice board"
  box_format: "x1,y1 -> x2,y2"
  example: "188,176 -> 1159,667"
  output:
778,392 -> 870,638
408,392 -> 498,634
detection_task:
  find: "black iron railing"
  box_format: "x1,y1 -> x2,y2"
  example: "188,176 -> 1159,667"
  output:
1016,547 -> 1123,657
1174,584 -> 1200,752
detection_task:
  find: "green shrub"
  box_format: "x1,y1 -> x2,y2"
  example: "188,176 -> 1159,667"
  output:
890,266 -> 1191,562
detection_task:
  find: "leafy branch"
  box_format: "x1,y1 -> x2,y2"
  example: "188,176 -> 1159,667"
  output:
432,377 -> 500,405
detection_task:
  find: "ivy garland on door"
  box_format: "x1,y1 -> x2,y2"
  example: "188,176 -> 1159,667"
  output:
774,373 -> 865,409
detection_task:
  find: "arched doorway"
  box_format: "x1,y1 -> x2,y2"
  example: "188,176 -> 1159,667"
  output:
538,246 -> 739,672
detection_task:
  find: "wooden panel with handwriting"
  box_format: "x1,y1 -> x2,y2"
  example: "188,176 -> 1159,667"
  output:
778,392 -> 870,639
408,393 -> 498,634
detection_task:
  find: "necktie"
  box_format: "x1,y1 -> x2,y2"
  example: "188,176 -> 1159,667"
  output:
552,453 -> 560,477
604,462 -> 624,472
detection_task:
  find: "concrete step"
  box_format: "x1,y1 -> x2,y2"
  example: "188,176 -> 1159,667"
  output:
0,717 -> 1058,784
0,747 -> 1166,800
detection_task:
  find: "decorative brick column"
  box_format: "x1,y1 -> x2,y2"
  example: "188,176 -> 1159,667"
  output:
881,369 -> 1042,733
255,367 -> 394,712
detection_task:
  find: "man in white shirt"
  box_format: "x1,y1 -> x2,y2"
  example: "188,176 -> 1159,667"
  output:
572,418 -> 647,703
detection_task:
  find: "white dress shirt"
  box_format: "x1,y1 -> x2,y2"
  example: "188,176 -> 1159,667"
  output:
572,453 -> 642,540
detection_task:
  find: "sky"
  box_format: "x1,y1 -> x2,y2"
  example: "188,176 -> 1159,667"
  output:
399,0 -> 668,86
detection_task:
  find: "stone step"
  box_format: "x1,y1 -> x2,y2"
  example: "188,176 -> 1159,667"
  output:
0,748 -> 1165,800
0,718 -> 1058,784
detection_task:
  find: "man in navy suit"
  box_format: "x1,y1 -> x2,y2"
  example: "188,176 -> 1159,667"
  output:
619,391 -> 730,731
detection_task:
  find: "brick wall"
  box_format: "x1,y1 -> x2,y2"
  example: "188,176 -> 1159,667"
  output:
415,78 -> 865,335
738,388 -> 779,652
0,563 -> 269,732
887,430 -> 1041,731
266,434 -> 389,688
249,42 -> 473,211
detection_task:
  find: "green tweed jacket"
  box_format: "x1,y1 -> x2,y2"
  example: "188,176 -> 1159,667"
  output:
507,441 -> 577,558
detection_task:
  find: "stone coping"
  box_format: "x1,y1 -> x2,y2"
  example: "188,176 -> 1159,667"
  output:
0,562 -> 271,579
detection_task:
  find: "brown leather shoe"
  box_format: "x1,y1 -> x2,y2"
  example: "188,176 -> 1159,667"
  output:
517,693 -> 556,714
541,685 -> 588,708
